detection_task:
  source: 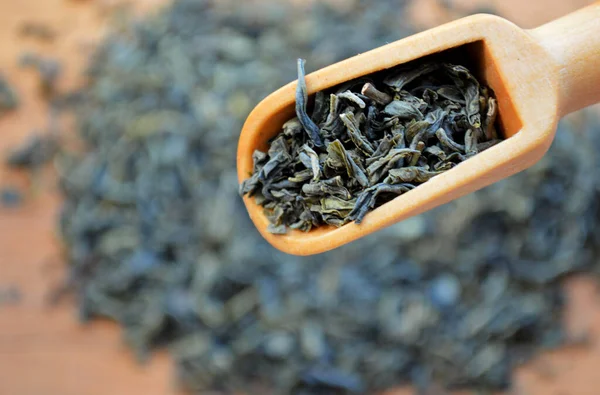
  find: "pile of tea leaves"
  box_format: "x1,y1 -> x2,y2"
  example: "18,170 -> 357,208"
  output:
0,73 -> 19,115
240,59 -> 501,232
56,0 -> 600,394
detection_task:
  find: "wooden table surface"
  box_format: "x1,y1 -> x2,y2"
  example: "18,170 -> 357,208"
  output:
0,1 -> 598,394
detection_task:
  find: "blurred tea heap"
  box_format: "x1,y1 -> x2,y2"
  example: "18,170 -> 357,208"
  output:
4,0 -> 600,394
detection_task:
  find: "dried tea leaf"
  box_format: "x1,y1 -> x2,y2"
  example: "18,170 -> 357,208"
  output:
383,62 -> 440,90
384,100 -> 424,120
0,74 -> 18,113
384,167 -> 441,184
295,59 -> 323,147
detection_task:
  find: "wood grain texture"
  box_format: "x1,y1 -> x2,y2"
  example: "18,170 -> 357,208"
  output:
1,1 -> 600,395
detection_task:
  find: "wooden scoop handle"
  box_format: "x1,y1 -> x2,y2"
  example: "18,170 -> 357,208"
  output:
530,2 -> 600,117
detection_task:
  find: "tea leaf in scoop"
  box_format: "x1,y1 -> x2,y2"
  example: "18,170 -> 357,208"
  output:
339,112 -> 375,156
348,183 -> 415,223
383,62 -> 440,90
384,167 -> 442,184
242,58 -> 502,229
383,100 -> 424,120
295,59 -> 323,148
444,64 -> 482,128
300,144 -> 321,182
0,74 -> 19,114
435,128 -> 465,153
484,97 -> 499,140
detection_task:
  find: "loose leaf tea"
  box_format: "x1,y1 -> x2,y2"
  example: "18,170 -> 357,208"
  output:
240,58 -> 501,232
19,53 -> 62,97
18,21 -> 57,42
0,284 -> 22,305
18,0 -> 600,394
6,134 -> 59,169
1,187 -> 23,208
0,73 -> 18,115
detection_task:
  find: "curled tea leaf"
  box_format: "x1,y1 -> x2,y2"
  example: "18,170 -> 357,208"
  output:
366,148 -> 419,184
295,59 -> 323,147
337,91 -> 366,109
267,223 -> 288,235
484,97 -> 498,140
384,62 -> 440,90
384,100 -> 424,120
301,144 -> 321,181
302,176 -> 352,200
444,64 -> 481,128
340,112 -> 375,156
436,128 -> 465,153
326,139 -> 368,187
384,167 -> 441,184
348,183 -> 415,223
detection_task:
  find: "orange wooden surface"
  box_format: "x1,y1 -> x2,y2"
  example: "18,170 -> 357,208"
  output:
1,1 -> 600,394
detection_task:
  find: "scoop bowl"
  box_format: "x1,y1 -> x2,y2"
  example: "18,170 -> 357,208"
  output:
237,3 -> 600,256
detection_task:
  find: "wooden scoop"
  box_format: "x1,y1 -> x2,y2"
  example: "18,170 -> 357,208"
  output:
237,2 -> 600,256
